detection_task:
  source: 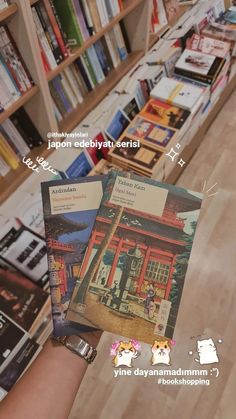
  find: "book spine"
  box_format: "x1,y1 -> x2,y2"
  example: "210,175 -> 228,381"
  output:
79,0 -> 95,36
52,100 -> 63,122
0,134 -> 19,169
74,57 -> 93,91
0,26 -> 33,90
87,0 -> 102,33
104,0 -> 113,19
63,66 -> 83,104
96,0 -> 109,27
112,23 -> 128,61
60,71 -> 78,108
174,67 -> 213,85
93,40 -> 111,76
104,32 -> 121,68
70,63 -> 88,96
10,108 -> 43,147
71,0 -> 90,41
36,3 -> 64,64
0,71 -> 14,109
0,66 -> 19,108
52,0 -> 82,47
80,52 -> 96,87
0,154 -> 10,176
43,0 -> 68,58
1,120 -> 30,156
53,75 -> 73,112
0,54 -> 21,99
0,28 -> 29,92
0,125 -> 20,156
48,0 -> 69,52
86,45 -> 105,84
50,82 -> 67,116
0,50 -> 23,95
32,7 -> 58,70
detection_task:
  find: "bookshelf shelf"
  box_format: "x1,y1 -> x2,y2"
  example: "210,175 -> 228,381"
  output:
59,50 -> 144,133
0,141 -> 53,204
0,85 -> 39,125
0,3 -> 17,22
46,0 -> 146,82
149,25 -> 169,49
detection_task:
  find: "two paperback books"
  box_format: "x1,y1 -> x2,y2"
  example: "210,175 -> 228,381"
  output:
41,171 -> 202,344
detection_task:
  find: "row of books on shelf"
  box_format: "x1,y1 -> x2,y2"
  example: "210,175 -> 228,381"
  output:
31,0 -> 126,73
0,25 -> 33,112
1,1 -> 235,178
49,25 -> 128,120
0,108 -> 43,175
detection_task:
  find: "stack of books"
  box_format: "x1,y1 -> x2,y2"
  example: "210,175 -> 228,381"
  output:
0,26 -> 33,111
0,108 -> 43,176
202,6 -> 236,43
0,267 -> 51,401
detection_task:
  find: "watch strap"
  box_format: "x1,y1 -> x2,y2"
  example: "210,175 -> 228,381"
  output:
52,335 -> 97,364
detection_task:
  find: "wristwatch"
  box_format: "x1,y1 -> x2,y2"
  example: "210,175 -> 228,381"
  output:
52,335 -> 97,364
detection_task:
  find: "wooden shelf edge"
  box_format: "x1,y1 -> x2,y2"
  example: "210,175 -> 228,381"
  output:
47,0 -> 145,81
0,3 -> 17,22
59,51 -> 144,133
0,86 -> 39,125
0,142 -> 54,205
166,74 -> 236,185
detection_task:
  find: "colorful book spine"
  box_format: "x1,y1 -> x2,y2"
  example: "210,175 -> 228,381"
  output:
94,39 -> 112,76
86,45 -> 105,84
36,3 -> 64,64
0,134 -> 19,169
64,66 -> 83,104
74,57 -> 93,91
112,23 -> 128,61
79,0 -> 95,35
80,52 -> 97,87
104,31 -> 121,68
32,7 -> 58,70
52,0 -> 84,47
72,0 -> 90,41
1,120 -> 30,157
87,0 -> 102,33
43,0 -> 69,58
50,76 -> 73,113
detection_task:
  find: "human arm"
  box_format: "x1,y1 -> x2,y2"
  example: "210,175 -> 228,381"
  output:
0,331 -> 101,419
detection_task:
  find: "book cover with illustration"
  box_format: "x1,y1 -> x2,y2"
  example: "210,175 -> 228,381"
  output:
126,115 -> 177,149
0,338 -> 41,401
67,171 -> 203,344
140,99 -> 191,130
0,268 -> 49,335
108,135 -> 163,177
41,175 -> 108,336
175,49 -> 225,84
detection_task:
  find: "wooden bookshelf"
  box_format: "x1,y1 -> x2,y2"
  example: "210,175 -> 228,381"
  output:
0,3 -> 17,22
0,85 -> 39,125
46,0 -> 146,82
0,141 -> 54,204
59,51 -> 144,133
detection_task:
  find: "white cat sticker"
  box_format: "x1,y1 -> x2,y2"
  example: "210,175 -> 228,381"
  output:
194,338 -> 219,365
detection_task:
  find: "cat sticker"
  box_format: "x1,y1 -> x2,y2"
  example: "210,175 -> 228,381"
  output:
151,339 -> 175,366
194,338 -> 219,365
110,340 -> 141,368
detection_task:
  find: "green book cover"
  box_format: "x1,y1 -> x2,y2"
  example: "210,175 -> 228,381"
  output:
53,0 -> 83,47
82,51 -> 98,86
